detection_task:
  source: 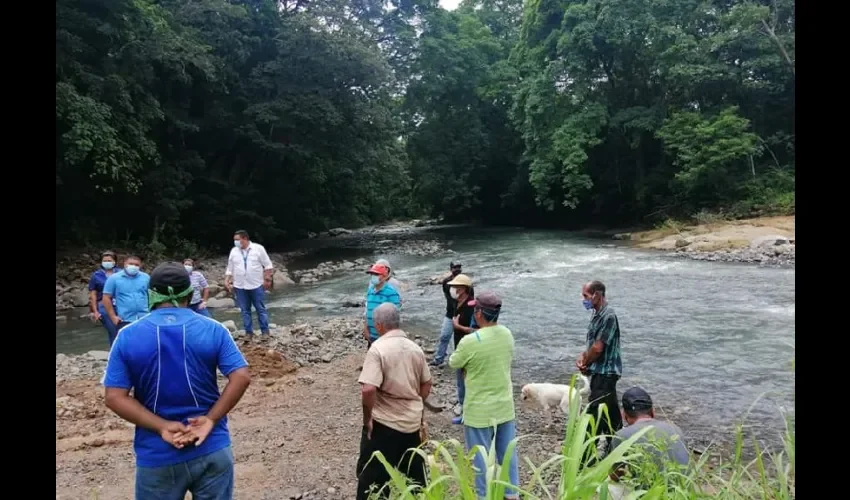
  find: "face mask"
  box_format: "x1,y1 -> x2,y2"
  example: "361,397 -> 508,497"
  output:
102,261 -> 115,270
449,288 -> 459,299
184,265 -> 193,273
582,298 -> 594,310
234,240 -> 241,248
370,276 -> 380,286
125,264 -> 140,276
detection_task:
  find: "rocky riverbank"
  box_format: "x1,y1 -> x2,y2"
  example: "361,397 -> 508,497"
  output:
624,215 -> 795,267
55,219 -> 447,315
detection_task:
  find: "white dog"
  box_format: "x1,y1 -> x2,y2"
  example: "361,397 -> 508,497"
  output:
520,374 -> 590,416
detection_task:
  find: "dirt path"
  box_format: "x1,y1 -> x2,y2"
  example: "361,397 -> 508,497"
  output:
56,351 -> 570,500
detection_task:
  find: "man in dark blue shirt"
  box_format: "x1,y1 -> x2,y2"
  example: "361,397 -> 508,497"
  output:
87,250 -> 121,346
103,262 -> 252,500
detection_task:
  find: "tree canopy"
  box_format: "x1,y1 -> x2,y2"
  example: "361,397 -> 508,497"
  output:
56,0 -> 794,251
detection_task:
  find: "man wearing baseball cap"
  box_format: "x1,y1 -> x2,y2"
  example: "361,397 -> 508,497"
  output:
449,291 -> 519,499
609,387 -> 689,483
102,262 -> 252,499
363,262 -> 402,348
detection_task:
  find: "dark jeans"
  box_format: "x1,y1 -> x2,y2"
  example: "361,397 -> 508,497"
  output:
234,286 -> 269,334
189,302 -> 212,317
135,446 -> 234,500
587,374 -> 623,450
356,421 -> 426,500
98,304 -> 118,347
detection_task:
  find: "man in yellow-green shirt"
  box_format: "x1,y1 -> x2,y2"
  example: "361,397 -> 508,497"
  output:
449,291 -> 519,499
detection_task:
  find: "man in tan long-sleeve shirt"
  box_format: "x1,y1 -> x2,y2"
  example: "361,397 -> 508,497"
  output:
356,303 -> 431,500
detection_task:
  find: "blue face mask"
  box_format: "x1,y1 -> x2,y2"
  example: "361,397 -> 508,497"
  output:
125,264 -> 140,276
234,240 -> 241,248
582,299 -> 594,310
102,261 -> 115,270
369,275 -> 380,286
184,265 -> 193,273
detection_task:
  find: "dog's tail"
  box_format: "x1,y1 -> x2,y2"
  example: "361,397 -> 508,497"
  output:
578,374 -> 590,396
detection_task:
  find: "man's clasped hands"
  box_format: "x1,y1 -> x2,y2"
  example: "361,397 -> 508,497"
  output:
159,415 -> 216,449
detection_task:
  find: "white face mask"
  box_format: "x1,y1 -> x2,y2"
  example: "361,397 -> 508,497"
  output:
449,288 -> 459,300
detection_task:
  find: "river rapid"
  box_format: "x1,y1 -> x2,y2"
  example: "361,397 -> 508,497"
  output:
56,226 -> 795,452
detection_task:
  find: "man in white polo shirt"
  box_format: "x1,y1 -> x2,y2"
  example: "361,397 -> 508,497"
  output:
225,229 -> 274,339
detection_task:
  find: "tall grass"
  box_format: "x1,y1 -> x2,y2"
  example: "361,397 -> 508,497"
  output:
366,373 -> 794,499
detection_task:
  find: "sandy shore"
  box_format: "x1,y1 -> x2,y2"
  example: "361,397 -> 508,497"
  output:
624,216 -> 795,266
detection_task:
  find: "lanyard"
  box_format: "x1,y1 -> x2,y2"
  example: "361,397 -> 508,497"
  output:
241,248 -> 251,271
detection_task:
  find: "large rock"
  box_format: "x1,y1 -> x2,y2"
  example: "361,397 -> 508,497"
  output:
220,320 -> 238,333
327,227 -> 352,237
273,269 -> 295,286
751,234 -> 792,250
66,289 -> 90,308
206,297 -> 236,308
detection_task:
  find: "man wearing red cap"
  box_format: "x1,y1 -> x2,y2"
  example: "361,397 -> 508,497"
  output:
363,262 -> 402,348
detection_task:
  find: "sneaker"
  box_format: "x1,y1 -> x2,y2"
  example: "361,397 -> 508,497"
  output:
428,359 -> 444,367
451,416 -> 463,425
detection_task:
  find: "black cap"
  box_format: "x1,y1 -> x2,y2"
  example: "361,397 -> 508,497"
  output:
149,262 -> 191,294
622,386 -> 653,412
450,261 -> 462,269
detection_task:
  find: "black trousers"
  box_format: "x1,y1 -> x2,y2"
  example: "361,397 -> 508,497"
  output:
587,374 -> 623,448
356,421 -> 426,500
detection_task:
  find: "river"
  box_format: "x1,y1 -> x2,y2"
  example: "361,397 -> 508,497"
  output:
56,226 -> 795,451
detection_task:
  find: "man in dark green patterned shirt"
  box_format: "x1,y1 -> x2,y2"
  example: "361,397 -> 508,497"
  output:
576,280 -> 623,458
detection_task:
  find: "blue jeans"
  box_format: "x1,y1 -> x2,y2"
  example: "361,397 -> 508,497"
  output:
234,286 -> 269,334
98,303 -> 118,347
189,302 -> 212,317
433,317 -> 454,363
456,369 -> 466,406
135,446 -> 234,500
464,421 -> 520,499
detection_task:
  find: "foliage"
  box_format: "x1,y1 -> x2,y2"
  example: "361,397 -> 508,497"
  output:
367,374 -> 795,499
56,0 -> 794,250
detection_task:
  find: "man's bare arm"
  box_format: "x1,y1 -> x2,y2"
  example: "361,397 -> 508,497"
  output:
89,291 -> 99,315
419,379 -> 432,400
205,367 -> 251,423
584,339 -> 605,365
361,384 -> 377,425
105,388 -> 172,433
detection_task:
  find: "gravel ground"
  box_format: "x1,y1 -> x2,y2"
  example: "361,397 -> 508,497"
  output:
56,315 -> 580,500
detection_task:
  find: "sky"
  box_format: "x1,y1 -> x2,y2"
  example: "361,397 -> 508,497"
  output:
439,0 -> 461,10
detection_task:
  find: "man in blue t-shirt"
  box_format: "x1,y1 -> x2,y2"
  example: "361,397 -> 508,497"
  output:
103,255 -> 151,333
363,263 -> 401,348
103,262 -> 252,500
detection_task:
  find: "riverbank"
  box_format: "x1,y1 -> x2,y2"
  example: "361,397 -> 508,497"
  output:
57,314 -> 730,500
55,219 -> 447,314
621,215 -> 795,267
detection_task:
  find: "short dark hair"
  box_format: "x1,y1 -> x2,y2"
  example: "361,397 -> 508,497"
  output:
622,387 -> 653,418
183,258 -> 195,265
234,230 -> 249,240
101,250 -> 116,259
126,255 -> 142,263
587,280 -> 606,297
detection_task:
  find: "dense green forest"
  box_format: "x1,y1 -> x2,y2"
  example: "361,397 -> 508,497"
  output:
56,0 -> 795,252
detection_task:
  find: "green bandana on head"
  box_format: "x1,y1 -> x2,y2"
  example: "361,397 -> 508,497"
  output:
148,285 -> 194,309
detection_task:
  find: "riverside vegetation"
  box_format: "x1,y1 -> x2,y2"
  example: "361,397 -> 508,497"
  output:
57,0 -> 794,254
370,375 -> 795,500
